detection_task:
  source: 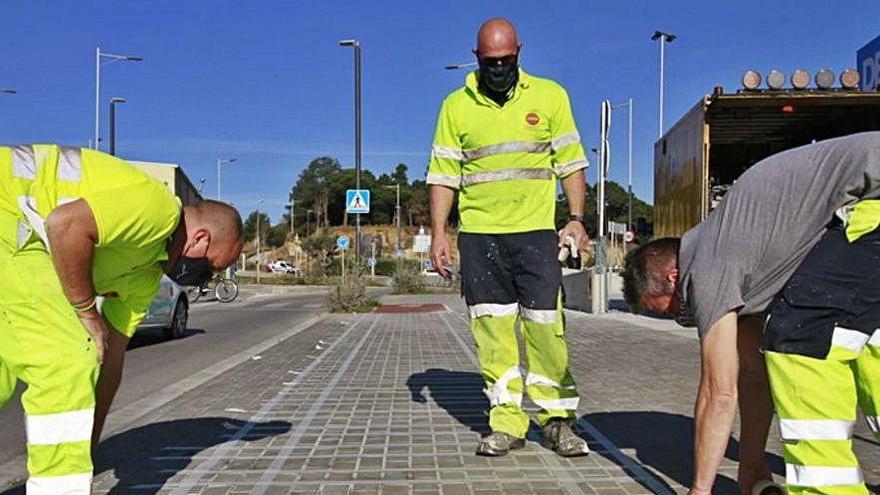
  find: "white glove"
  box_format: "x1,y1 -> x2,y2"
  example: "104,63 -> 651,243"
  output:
557,235 -> 579,262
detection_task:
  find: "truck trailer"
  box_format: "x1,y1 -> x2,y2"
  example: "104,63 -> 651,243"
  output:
654,74 -> 880,237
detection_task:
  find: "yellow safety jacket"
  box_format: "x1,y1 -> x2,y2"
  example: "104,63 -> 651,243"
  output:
0,145 -> 181,337
427,69 -> 588,234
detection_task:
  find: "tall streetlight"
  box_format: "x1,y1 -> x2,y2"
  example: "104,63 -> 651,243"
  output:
612,98 -> 634,232
216,158 -> 237,201
1,89 -> 16,95
651,31 -> 675,138
339,38 -> 363,269
109,97 -> 127,156
384,183 -> 402,269
306,209 -> 314,237
256,198 -> 264,284
95,47 -> 142,150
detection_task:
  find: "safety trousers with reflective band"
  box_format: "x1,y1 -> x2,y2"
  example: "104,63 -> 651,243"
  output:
459,231 -> 579,438
766,331 -> 879,495
0,208 -> 98,494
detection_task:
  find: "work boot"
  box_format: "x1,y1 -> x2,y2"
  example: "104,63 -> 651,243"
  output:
475,431 -> 526,457
541,419 -> 590,457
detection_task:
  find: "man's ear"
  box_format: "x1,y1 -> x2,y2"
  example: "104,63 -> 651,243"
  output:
667,267 -> 679,285
187,228 -> 211,255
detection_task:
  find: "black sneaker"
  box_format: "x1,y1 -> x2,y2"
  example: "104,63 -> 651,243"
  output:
541,419 -> 589,457
475,431 -> 526,457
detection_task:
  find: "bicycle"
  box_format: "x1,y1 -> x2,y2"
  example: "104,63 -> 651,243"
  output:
187,273 -> 239,303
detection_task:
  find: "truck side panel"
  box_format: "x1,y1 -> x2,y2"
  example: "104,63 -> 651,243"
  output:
653,99 -> 708,238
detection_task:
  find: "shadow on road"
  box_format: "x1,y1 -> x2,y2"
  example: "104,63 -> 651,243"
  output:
0,417 -> 291,495
585,411 -> 784,495
127,328 -> 206,350
406,369 -> 490,435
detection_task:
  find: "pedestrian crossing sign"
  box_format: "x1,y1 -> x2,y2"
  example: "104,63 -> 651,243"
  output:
346,189 -> 370,214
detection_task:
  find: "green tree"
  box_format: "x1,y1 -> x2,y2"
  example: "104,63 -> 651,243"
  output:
243,211 -> 271,242
290,156 -> 343,231
266,222 -> 288,248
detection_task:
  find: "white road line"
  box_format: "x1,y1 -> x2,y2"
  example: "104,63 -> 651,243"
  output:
249,316 -> 379,495
444,308 -> 674,495
169,314 -> 366,495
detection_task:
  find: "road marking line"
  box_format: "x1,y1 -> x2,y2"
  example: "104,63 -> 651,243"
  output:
168,313 -> 365,495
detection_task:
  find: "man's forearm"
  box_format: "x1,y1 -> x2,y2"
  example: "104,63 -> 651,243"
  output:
692,311 -> 740,494
737,314 -> 774,470
561,170 -> 586,216
429,185 -> 456,235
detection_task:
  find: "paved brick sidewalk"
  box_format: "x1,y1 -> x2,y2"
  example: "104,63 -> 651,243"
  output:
5,294 -> 876,494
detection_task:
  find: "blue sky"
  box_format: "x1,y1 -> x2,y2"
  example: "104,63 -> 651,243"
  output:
2,1 -> 877,222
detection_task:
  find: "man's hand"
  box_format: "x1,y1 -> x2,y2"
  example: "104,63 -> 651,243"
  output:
76,308 -> 109,363
558,220 -> 589,252
430,233 -> 452,279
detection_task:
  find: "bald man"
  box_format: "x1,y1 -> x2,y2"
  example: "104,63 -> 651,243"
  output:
428,18 -> 591,457
0,145 -> 243,493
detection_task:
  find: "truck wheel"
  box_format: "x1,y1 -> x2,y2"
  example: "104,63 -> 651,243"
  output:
164,300 -> 188,340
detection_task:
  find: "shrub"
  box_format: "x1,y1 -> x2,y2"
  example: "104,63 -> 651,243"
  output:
327,275 -> 377,313
392,264 -> 427,294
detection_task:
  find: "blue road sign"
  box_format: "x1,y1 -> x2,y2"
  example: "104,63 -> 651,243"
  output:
367,257 -> 377,268
336,235 -> 350,250
346,189 -> 370,214
858,34 -> 880,91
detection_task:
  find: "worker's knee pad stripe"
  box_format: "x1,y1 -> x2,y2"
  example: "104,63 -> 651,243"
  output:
869,329 -> 880,347
780,419 -> 855,440
555,158 -> 589,177
867,416 -> 879,434
526,372 -> 571,389
484,366 -> 523,407
26,408 -> 94,445
831,327 -> 870,354
57,146 -> 82,182
12,145 -> 37,179
26,472 -> 92,495
551,131 -> 581,151
469,303 -> 518,319
786,464 -> 863,487
533,397 -> 579,411
520,307 -> 557,324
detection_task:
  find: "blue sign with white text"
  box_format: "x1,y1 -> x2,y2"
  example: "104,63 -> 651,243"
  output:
858,34 -> 880,92
336,235 -> 350,250
345,189 -> 370,214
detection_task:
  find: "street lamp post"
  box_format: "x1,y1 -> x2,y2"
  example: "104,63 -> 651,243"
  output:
651,31 -> 676,138
109,97 -> 127,156
256,199 -> 264,284
339,38 -> 363,270
95,47 -> 142,150
216,158 -> 237,201
306,209 -> 314,237
444,62 -> 478,71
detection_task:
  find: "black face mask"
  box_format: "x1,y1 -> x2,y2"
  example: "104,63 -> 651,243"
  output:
479,58 -> 518,94
168,256 -> 214,287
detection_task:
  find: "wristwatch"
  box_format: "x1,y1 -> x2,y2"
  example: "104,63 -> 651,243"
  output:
568,214 -> 585,224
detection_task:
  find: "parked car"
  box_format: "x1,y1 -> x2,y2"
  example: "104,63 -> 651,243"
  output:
138,275 -> 190,340
268,260 -> 301,275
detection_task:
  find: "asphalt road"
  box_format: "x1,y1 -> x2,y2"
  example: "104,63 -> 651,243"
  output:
0,285 -> 339,469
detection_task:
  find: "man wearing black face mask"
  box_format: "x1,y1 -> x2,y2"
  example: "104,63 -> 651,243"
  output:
428,19 -> 591,457
0,145 -> 243,491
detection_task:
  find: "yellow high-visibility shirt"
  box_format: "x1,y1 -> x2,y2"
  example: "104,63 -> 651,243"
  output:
0,145 -> 181,337
427,69 -> 588,234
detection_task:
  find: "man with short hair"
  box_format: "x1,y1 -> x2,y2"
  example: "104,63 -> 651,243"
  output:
623,132 -> 880,495
0,145 -> 243,493
428,18 -> 590,457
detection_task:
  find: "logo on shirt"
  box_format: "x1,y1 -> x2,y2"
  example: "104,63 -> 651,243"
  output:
525,112 -> 540,126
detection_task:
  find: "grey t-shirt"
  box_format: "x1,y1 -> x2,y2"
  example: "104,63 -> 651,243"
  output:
679,132 -> 880,338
